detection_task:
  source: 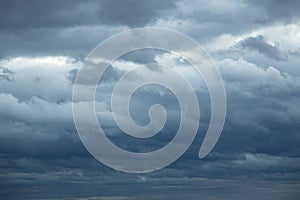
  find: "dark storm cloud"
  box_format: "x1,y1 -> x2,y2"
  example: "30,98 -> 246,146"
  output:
0,25 -> 129,59
1,0 -> 300,58
0,120 -> 87,159
240,35 -> 287,61
97,0 -> 176,27
3,153 -> 299,200
0,0 -> 175,57
0,0 -> 175,30
0,0 -> 94,30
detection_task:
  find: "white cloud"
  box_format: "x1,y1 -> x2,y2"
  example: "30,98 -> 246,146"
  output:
217,58 -> 284,83
0,56 -> 79,102
207,23 -> 300,53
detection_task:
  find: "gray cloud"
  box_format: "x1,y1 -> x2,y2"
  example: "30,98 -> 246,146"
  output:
1,154 -> 300,199
0,0 -> 174,58
97,0 -> 176,27
1,1 -> 300,199
2,0 -> 300,58
0,0 -> 175,30
240,35 -> 287,61
246,0 -> 300,23
0,54 -> 299,160
0,66 -> 14,81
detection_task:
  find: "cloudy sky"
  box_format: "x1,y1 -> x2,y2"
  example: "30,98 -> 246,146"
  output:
1,0 -> 300,199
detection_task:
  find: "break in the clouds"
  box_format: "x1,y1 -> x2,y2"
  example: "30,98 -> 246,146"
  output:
1,0 -> 300,199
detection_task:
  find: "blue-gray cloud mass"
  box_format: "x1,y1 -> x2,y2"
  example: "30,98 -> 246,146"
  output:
0,0 -> 300,199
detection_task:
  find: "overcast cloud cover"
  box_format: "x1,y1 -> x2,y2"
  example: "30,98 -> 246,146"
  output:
0,0 -> 300,199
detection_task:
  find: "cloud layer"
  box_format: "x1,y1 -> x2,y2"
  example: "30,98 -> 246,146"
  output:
0,0 -> 300,199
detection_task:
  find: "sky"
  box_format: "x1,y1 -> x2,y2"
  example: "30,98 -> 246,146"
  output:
0,0 -> 300,199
